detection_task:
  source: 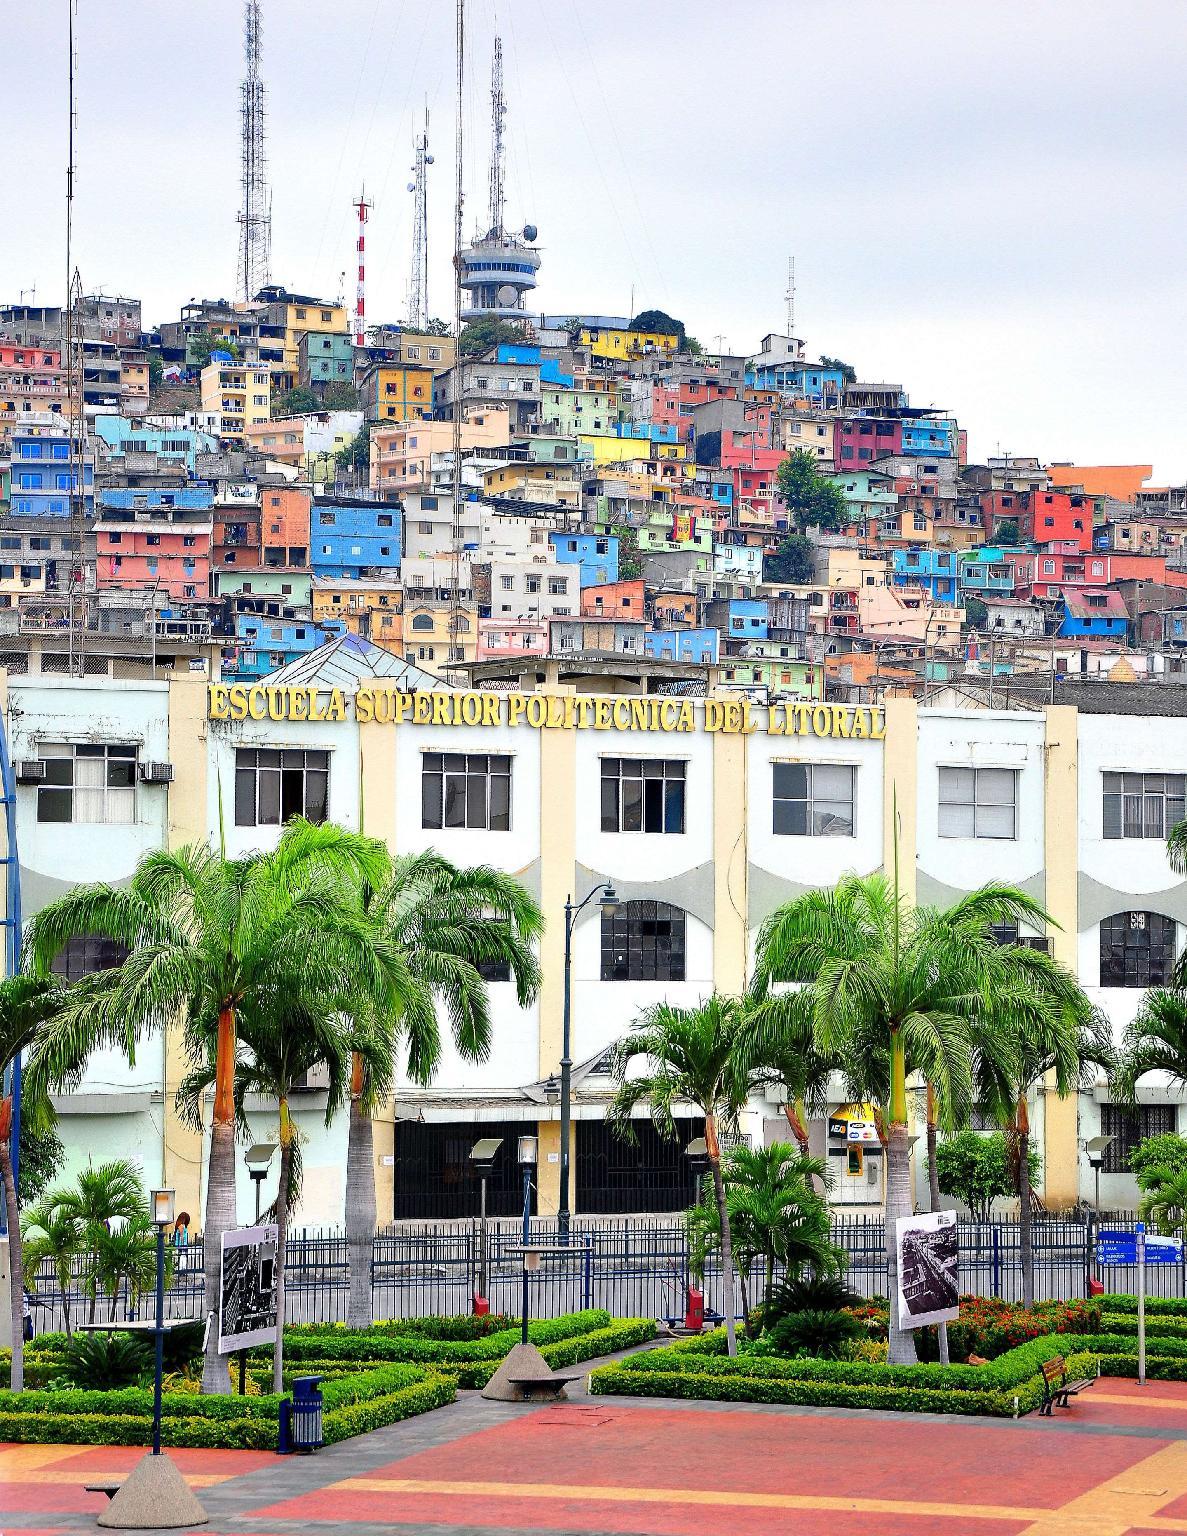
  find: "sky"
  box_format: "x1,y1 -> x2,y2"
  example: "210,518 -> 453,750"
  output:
6,1 -> 1187,480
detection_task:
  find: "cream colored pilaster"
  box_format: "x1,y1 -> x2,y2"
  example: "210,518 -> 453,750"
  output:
1042,704 -> 1080,1209
359,715 -> 400,1218
163,676 -> 208,1217
537,693 -> 576,1210
881,696 -> 918,903
712,723 -> 749,995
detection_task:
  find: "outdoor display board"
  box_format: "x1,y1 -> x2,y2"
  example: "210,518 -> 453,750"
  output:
218,1223 -> 279,1353
896,1210 -> 959,1330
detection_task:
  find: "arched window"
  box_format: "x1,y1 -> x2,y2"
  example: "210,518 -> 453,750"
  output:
1100,911 -> 1177,988
601,900 -> 686,982
410,613 -> 434,632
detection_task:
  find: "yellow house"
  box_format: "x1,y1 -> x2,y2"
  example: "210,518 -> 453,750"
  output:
578,326 -> 680,363
826,547 -> 888,590
362,362 -> 436,424
200,361 -> 272,446
252,291 -> 349,376
402,599 -> 478,667
581,434 -> 655,465
481,462 -> 580,506
312,576 -> 403,646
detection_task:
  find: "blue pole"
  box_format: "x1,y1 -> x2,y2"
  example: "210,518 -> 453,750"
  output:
0,700 -> 22,1234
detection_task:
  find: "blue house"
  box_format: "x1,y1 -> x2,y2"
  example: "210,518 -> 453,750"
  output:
644,627 -> 720,664
900,419 -> 956,457
745,363 -> 844,404
548,531 -> 619,588
93,415 -> 218,473
496,343 -> 573,388
310,497 -> 401,580
1058,590 -> 1128,640
716,598 -> 768,642
958,547 -> 1015,597
9,430 -> 93,519
98,485 -> 214,514
891,548 -> 959,603
232,614 -> 347,680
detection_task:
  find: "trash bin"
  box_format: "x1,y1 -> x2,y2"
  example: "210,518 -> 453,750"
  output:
278,1374 -> 324,1454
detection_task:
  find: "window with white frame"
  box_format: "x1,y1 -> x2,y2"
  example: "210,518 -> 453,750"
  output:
938,766 -> 1017,839
234,748 -> 328,826
601,757 -> 685,834
422,752 -> 511,831
1103,772 -> 1186,840
37,743 -> 136,824
772,762 -> 855,837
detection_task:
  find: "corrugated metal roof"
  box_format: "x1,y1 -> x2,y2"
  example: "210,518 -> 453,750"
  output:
263,632 -> 451,692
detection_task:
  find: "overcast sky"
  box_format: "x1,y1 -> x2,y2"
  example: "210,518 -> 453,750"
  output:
6,1 -> 1186,480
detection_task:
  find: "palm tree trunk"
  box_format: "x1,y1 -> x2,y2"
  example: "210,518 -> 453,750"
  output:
784,1100 -> 810,1154
1017,1096 -> 1034,1310
201,1003 -> 238,1395
705,1113 -> 737,1358
0,1096 -> 24,1392
764,1251 -> 775,1328
885,1031 -> 918,1366
926,1082 -> 941,1211
272,1095 -> 294,1396
345,1053 -> 375,1330
61,1274 -> 72,1340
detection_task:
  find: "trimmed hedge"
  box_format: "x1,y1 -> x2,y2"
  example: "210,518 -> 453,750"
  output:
465,1318 -> 656,1389
279,1309 -> 615,1370
590,1334 -> 1096,1418
1099,1293 -> 1187,1317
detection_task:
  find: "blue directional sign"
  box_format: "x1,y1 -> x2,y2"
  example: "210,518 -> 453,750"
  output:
1097,1230 -> 1183,1265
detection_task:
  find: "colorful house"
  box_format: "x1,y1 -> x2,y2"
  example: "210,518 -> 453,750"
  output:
1058,589 -> 1129,640
548,532 -> 619,587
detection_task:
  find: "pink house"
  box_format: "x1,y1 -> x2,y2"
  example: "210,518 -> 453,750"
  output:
476,617 -> 549,660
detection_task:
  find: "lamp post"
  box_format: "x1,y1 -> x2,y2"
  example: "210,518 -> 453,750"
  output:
245,1142 -> 278,1224
559,882 -> 618,1240
468,1137 -> 503,1305
517,1134 -> 537,1346
149,1188 -> 175,1458
1085,1134 -> 1114,1218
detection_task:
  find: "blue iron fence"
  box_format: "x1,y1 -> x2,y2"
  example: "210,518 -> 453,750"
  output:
22,1212 -> 1182,1337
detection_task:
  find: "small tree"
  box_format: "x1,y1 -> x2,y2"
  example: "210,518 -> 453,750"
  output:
612,525 -> 642,581
995,517 -> 1019,544
22,1196 -> 83,1337
320,381 -> 359,411
423,317 -> 452,336
629,309 -> 684,343
774,451 -> 848,533
335,422 -> 371,476
964,597 -> 989,631
1131,1133 -> 1187,1192
458,317 -> 528,356
932,1131 -> 1037,1222
819,355 -> 857,385
764,533 -> 815,585
190,332 -> 240,369
275,386 -> 320,417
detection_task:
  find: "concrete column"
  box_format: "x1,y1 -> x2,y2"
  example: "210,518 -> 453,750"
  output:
162,676 -> 208,1220
881,696 -> 918,903
537,693 -> 576,1212
1042,704 -> 1081,1209
712,724 -> 749,995
359,714 -> 399,1220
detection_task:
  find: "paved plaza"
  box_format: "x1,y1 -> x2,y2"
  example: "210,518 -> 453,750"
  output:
13,1373 -> 1187,1536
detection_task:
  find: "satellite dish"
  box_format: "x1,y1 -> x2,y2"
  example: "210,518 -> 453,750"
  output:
407,183 -> 416,192
523,223 -> 538,242
497,285 -> 519,305
425,154 -> 435,165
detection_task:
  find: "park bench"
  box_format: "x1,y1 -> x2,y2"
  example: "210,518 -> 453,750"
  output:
506,1370 -> 581,1400
1038,1355 -> 1095,1416
85,1479 -> 123,1500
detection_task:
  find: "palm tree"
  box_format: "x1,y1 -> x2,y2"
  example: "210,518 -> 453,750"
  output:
720,1142 -> 838,1326
753,873 -> 1076,1363
1138,1167 -> 1187,1235
739,989 -> 838,1164
92,1213 -> 160,1322
56,1159 -> 148,1323
27,820 -> 405,1393
0,974 -> 72,1389
21,1194 -> 83,1339
972,965 -> 1111,1306
344,853 -> 542,1329
609,996 -> 752,1357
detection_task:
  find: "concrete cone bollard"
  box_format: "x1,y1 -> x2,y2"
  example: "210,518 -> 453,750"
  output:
97,1451 -> 209,1529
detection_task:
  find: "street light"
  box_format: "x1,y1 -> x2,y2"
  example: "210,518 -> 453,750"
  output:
685,1137 -> 709,1187
1085,1135 -> 1114,1216
245,1142 -> 278,1223
469,1137 -> 503,1305
149,1188 -> 175,1458
517,1135 -> 537,1346
559,881 -> 618,1240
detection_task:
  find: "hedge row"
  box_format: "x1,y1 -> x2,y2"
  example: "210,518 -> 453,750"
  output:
1099,1293 -> 1187,1317
590,1335 -> 1095,1418
465,1318 -> 656,1389
279,1309 -> 614,1366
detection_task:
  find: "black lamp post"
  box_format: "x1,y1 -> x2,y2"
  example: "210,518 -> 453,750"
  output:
560,882 -> 618,1240
469,1137 -> 503,1302
245,1142 -> 278,1224
149,1187 -> 175,1457
1085,1134 -> 1113,1218
517,1134 -> 537,1345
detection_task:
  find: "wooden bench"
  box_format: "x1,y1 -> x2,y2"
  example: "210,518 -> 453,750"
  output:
1039,1355 -> 1095,1416
85,1479 -> 123,1501
507,1372 -> 581,1399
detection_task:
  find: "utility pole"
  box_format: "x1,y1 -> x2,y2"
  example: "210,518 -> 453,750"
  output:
353,190 -> 371,347
237,0 -> 271,303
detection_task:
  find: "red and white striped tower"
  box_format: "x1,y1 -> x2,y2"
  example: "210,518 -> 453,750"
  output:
353,189 -> 372,347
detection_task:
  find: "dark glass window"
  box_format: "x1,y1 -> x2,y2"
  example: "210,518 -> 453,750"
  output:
1101,1103 -> 1177,1172
1099,911 -> 1177,988
51,934 -> 128,983
601,900 -> 686,981
37,743 -> 137,824
772,762 -> 855,837
1103,773 -> 1186,840
421,753 -> 511,831
600,757 -> 685,834
234,748 -> 329,827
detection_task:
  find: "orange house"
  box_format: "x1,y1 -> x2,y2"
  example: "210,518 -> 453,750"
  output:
260,486 -> 311,568
1047,464 -> 1153,504
580,579 -> 645,621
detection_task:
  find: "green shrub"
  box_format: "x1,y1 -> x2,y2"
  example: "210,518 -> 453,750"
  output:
764,1274 -> 862,1326
62,1333 -> 151,1390
764,1309 -> 862,1360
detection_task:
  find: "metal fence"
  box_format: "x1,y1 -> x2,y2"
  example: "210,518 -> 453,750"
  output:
24,1212 -> 1179,1336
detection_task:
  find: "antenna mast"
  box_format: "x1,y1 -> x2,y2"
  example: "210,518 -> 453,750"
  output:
785,255 -> 796,336
407,107 -> 432,329
64,0 -> 86,678
353,190 -> 371,347
449,0 -> 465,667
487,35 -> 506,237
237,0 -> 271,302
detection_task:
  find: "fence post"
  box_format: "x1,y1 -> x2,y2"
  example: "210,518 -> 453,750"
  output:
992,1225 -> 1001,1299
583,1238 -> 592,1311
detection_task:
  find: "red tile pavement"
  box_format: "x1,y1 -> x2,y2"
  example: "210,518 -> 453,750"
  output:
0,1443 -> 274,1517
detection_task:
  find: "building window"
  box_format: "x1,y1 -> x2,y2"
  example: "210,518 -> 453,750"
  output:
1101,1103 -> 1177,1172
601,899 -> 686,981
51,934 -> 128,983
234,748 -> 329,827
1103,773 -> 1185,840
601,757 -> 685,834
938,766 -> 1017,839
37,743 -> 136,824
1100,911 -> 1177,988
421,752 -> 511,831
772,762 -> 855,836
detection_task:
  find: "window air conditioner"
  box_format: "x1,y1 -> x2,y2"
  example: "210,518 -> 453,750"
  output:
15,760 -> 46,783
294,1062 -> 332,1092
138,761 -> 174,784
